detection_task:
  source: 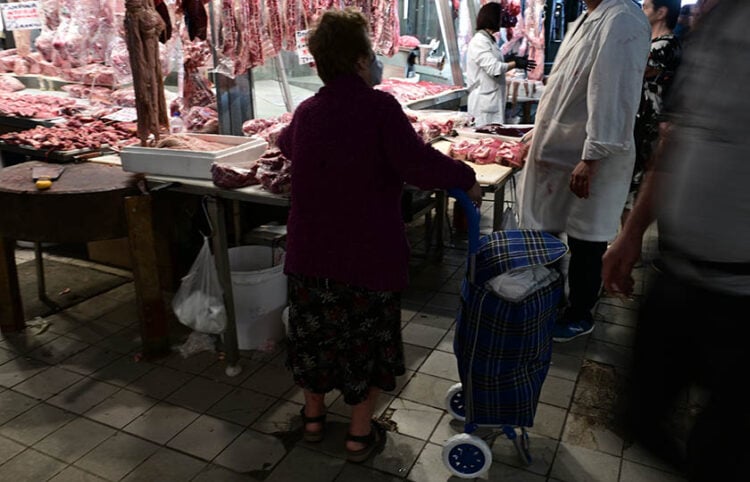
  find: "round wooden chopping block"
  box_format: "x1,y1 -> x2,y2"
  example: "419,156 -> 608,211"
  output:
0,161 -> 140,243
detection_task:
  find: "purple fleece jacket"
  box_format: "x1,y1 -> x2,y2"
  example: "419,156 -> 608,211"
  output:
277,74 -> 476,291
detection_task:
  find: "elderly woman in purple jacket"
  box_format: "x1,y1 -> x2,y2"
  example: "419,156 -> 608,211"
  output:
277,8 -> 481,463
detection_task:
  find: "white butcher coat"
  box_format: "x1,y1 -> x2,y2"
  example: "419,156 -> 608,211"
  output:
466,30 -> 509,126
516,0 -> 650,242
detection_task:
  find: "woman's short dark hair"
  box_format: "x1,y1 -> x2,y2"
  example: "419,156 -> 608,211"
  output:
308,8 -> 372,84
653,0 -> 682,30
475,2 -> 502,32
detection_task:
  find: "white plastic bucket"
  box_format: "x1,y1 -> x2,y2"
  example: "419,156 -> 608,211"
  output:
228,246 -> 287,350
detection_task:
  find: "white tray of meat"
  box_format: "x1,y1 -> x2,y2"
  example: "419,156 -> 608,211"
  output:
120,133 -> 268,179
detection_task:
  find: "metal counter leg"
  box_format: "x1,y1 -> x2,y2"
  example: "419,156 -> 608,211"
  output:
33,242 -> 59,310
0,236 -> 24,333
206,197 -> 242,377
493,188 -> 505,231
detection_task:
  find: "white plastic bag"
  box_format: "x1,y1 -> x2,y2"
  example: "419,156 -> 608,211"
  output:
172,236 -> 227,334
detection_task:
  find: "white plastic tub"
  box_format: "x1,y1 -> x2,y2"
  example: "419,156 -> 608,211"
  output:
228,246 -> 287,351
120,133 -> 268,179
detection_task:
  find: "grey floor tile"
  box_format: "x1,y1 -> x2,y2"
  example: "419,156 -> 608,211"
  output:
34,417 -> 115,464
562,412 -> 624,457
200,358 -> 261,386
121,447 -> 207,482
0,348 -> 15,365
622,442 -> 683,475
549,352 -> 584,382
65,296 -> 127,322
191,464 -> 257,481
585,340 -> 633,370
166,376 -> 233,413
250,399 -> 302,435
402,344 -> 431,372
591,321 -> 636,348
58,346 -> 123,376
74,432 -> 159,481
93,302 -> 139,328
241,363 -> 295,398
101,282 -> 136,303
90,355 -> 155,387
66,319 -> 123,345
539,375 -> 576,409
163,351 -> 218,375
0,390 -> 39,425
550,442 -> 621,482
125,365 -> 194,400
266,445 -> 344,482
401,307 -> 418,324
27,336 -> 90,365
399,373 -> 455,410
383,370 -> 414,396
207,387 -> 277,426
484,461 -> 547,481
337,463 -> 403,481
47,466 -> 107,482
620,459 -> 687,482
424,292 -> 460,312
435,329 -> 455,353
362,431 -> 424,477
417,350 -> 460,382
123,401 -> 199,445
0,328 -> 60,355
47,378 -> 120,414
530,403 -> 567,441
44,312 -> 88,336
167,414 -> 244,461
0,403 -> 74,445
0,357 -> 48,389
0,448 -> 67,482
96,326 -> 142,354
428,413 -> 463,446
551,335 -> 589,359
85,389 -> 158,429
214,429 -> 287,473
387,398 -> 443,441
597,303 -> 639,328
13,366 -> 84,401
401,323 -> 448,349
410,311 -> 456,330
0,435 -> 25,465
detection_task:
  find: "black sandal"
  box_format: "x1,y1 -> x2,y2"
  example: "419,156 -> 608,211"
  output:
299,406 -> 326,443
346,420 -> 385,463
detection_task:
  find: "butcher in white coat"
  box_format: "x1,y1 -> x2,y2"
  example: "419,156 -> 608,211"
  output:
466,2 -> 534,126
515,0 -> 650,342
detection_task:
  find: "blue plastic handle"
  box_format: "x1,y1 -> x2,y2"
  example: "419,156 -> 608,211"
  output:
447,188 -> 481,255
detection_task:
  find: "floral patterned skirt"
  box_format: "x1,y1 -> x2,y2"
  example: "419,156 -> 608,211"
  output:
285,273 -> 405,405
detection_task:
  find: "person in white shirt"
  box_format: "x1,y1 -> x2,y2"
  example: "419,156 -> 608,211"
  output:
515,0 -> 650,342
465,2 -> 534,126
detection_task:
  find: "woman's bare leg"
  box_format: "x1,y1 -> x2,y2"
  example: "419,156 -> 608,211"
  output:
346,387 -> 380,451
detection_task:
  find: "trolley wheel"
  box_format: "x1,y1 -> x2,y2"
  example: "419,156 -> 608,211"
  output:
444,383 -> 466,421
442,433 -> 493,479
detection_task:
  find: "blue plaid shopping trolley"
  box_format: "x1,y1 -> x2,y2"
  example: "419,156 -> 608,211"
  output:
442,189 -> 568,479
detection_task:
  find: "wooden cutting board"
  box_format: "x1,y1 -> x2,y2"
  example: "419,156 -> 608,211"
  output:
432,138 -> 514,186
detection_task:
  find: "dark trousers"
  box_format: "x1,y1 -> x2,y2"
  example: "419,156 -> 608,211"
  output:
565,236 -> 607,322
631,268 -> 750,481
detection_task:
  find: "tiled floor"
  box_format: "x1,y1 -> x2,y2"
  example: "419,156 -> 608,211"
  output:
0,195 -> 689,482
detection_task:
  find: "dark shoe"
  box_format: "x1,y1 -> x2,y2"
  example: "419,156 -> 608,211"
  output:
552,319 -> 594,343
346,420 -> 385,463
300,406 -> 326,443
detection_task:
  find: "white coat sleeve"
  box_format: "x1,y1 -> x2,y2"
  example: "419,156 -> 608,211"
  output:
469,37 -> 509,78
582,16 -> 650,161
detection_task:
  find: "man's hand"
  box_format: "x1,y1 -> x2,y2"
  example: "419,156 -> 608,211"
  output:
569,159 -> 599,199
602,233 -> 641,297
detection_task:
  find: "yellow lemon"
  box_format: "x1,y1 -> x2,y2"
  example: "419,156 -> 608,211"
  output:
35,179 -> 52,190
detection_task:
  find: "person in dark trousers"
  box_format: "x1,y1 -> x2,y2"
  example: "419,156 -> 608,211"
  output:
603,2 -> 748,480
277,8 -> 482,464
515,0 -> 650,342
621,0 -> 681,227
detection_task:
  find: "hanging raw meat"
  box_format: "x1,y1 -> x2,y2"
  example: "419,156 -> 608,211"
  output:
125,0 -> 170,145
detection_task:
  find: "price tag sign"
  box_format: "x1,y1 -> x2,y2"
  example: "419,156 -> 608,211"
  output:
0,2 -> 42,31
103,108 -> 138,123
295,30 -> 314,65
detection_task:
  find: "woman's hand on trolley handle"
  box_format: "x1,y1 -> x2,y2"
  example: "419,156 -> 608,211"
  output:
467,181 -> 483,207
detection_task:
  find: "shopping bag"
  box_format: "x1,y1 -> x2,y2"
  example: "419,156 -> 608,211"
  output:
171,236 -> 227,334
501,205 -> 519,230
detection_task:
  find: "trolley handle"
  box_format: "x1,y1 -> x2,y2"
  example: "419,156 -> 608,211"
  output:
447,188 -> 481,255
